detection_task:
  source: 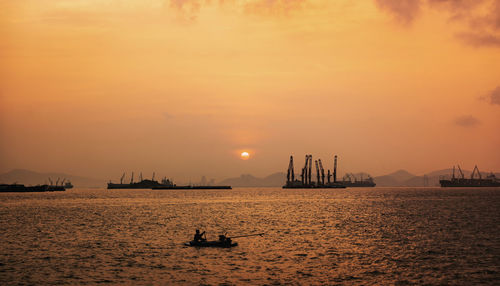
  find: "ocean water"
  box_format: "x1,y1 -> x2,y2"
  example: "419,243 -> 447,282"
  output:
0,187 -> 499,285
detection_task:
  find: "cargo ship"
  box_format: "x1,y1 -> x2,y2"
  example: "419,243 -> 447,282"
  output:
340,173 -> 376,187
439,165 -> 500,187
283,155 -> 346,189
107,172 -> 166,189
108,172 -> 231,189
0,184 -> 63,192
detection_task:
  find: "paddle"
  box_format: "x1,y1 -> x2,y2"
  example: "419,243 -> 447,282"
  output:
229,233 -> 265,239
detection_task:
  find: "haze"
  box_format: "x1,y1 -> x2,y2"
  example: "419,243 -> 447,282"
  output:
1,0 -> 499,181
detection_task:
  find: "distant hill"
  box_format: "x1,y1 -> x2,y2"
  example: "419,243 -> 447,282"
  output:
373,170 -> 416,187
0,169 -> 105,188
218,172 -> 286,187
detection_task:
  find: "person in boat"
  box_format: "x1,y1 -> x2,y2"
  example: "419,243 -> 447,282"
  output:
193,229 -> 206,242
218,234 -> 231,245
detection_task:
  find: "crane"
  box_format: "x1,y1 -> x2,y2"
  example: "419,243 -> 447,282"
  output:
48,178 -> 53,185
139,172 -> 143,182
318,159 -> 325,185
152,172 -> 155,181
333,155 -> 338,183
302,155 -> 308,184
315,160 -> 320,186
457,165 -> 465,179
308,155 -> 312,185
471,165 -> 482,180
327,169 -> 331,184
120,173 -> 125,184
343,173 -> 351,183
55,178 -> 60,186
130,172 -> 134,184
287,156 -> 295,182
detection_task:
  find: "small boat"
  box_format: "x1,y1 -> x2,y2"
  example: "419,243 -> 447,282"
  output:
185,240 -> 238,248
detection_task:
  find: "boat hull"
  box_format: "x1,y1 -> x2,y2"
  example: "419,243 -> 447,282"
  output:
283,183 -> 346,189
153,186 -> 232,190
185,240 -> 238,248
439,179 -> 500,187
0,184 -> 56,192
340,181 -> 376,187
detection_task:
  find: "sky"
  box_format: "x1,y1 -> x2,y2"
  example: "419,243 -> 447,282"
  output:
1,0 -> 499,181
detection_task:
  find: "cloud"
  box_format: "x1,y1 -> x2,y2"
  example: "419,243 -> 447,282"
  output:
167,0 -> 204,21
165,0 -> 308,20
244,0 -> 308,16
488,86 -> 500,105
458,32 -> 500,47
454,115 -> 481,127
374,0 -> 500,47
163,112 -> 174,119
374,0 -> 421,25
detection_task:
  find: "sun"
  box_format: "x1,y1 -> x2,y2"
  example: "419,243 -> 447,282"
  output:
240,151 -> 250,160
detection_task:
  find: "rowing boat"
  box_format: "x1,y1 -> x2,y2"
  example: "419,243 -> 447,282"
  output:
184,240 -> 238,248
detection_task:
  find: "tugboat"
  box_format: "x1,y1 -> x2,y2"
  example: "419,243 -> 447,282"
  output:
440,165 -> 500,187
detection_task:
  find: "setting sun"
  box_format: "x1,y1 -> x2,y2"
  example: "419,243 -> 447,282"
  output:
240,152 -> 250,160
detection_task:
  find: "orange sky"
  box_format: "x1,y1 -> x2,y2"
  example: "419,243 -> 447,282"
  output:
1,0 -> 499,181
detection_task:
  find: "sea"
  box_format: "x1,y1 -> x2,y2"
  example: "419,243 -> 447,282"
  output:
0,187 -> 499,285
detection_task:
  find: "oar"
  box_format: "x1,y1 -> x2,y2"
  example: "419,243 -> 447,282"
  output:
230,233 -> 265,239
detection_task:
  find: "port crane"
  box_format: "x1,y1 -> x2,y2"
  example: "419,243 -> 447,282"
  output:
315,160 -> 320,186
301,155 -> 307,184
318,159 -> 325,185
287,156 -> 295,182
471,165 -> 482,180
120,173 -> 125,184
307,155 -> 312,185
457,165 -> 465,179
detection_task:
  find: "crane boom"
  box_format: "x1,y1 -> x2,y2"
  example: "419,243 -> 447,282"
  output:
315,160 -> 320,185
303,155 -> 309,184
471,165 -> 481,179
319,159 -> 325,185
287,156 -> 295,182
457,165 -> 464,179
308,155 -> 312,185
333,155 -> 338,183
